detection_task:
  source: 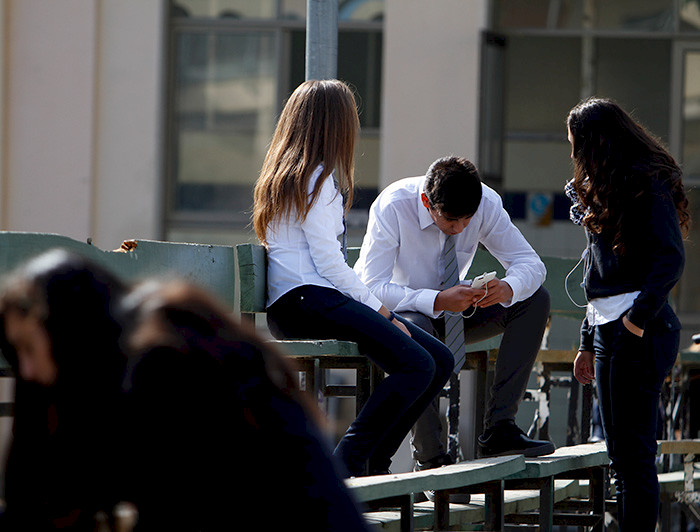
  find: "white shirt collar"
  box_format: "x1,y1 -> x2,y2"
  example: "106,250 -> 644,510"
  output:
417,178 -> 435,230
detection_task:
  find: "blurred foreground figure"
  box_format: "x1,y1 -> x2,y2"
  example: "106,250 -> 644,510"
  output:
0,250 -> 371,531
0,250 -> 128,531
120,279 -> 372,531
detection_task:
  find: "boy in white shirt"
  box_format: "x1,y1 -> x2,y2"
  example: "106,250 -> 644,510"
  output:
355,156 -> 554,474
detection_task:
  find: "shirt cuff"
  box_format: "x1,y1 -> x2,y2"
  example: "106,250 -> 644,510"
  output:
365,294 -> 384,313
417,289 -> 442,319
499,277 -> 519,307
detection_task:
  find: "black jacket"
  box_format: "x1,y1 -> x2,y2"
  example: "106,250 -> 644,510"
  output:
580,178 -> 684,350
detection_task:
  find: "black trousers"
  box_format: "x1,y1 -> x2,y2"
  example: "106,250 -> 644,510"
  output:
267,284 -> 454,476
593,304 -> 680,531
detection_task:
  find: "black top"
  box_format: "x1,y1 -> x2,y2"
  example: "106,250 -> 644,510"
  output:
580,178 -> 685,350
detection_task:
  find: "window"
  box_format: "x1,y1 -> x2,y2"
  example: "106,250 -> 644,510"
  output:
166,0 -> 384,243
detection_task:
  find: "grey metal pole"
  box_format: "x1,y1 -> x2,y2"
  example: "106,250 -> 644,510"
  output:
305,0 -> 338,80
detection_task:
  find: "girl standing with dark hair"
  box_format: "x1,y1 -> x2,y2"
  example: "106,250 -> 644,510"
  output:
253,79 -> 454,477
567,98 -> 689,531
0,250 -> 128,531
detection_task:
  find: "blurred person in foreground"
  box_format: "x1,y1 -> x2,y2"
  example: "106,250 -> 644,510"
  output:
121,278 -> 372,531
0,249 -> 371,531
0,250 -> 128,531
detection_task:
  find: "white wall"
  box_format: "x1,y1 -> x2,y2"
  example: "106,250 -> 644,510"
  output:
3,0 -> 99,239
381,0 -> 488,187
93,1 -> 165,249
0,0 -> 165,250
380,0 -> 489,465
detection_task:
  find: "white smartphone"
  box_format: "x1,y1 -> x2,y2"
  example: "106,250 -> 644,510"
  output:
470,271 -> 497,289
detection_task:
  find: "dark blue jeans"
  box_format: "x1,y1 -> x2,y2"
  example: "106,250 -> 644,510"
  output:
593,304 -> 680,532
267,285 -> 454,477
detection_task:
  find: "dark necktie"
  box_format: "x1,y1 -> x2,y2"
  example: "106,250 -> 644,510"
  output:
442,235 -> 466,373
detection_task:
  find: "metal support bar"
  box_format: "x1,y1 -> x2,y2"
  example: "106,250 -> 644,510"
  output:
305,0 -> 337,80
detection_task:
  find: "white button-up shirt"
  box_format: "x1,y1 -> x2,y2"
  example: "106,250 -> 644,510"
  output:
354,176 -> 546,318
266,165 -> 383,312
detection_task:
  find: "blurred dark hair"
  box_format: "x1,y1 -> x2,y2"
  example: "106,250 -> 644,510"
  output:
567,97 -> 690,253
122,280 -> 324,428
424,156 -> 483,218
0,249 -> 128,387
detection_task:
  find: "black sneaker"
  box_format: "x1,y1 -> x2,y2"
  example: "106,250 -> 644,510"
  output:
414,454 -> 471,504
477,420 -> 555,458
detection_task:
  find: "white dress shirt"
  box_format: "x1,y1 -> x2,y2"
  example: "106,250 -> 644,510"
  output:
266,165 -> 383,312
354,176 -> 546,318
587,292 -> 640,326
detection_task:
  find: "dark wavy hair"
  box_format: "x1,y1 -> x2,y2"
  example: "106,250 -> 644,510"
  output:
567,98 -> 690,253
0,249 -> 127,387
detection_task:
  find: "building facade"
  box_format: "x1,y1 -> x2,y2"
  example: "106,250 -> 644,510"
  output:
0,0 -> 698,336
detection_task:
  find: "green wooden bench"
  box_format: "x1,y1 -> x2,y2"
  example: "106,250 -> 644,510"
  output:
0,232 -> 237,417
236,243 -> 380,414
502,441 -> 608,530
236,242 -> 590,456
347,454 -> 525,532
362,478 -> 584,531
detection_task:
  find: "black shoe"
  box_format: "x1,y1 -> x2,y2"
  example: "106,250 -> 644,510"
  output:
414,454 -> 471,504
477,420 -> 555,458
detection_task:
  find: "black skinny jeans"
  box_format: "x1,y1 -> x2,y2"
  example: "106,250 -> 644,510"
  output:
593,305 -> 679,531
267,285 -> 454,477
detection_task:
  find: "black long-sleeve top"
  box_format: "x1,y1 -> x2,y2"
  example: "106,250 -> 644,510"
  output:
579,178 -> 685,351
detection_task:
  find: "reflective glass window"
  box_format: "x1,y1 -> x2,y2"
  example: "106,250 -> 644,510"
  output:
171,29 -> 277,222
681,1 -> 700,32
171,1 -> 276,19
595,38 -> 671,140
501,37 -> 580,192
493,0 -> 583,30
594,0 -> 673,31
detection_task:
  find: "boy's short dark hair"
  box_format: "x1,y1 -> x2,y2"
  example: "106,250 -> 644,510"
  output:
424,156 -> 482,218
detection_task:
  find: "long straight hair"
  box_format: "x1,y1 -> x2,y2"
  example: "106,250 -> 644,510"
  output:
253,79 -> 359,245
567,97 -> 690,253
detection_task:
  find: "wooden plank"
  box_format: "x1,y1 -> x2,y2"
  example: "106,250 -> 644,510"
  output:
347,455 -> 525,503
536,349 -> 578,364
113,240 -> 236,309
0,233 -> 237,309
658,470 -> 700,493
657,439 -> 700,456
0,232 -> 109,279
270,339 -> 361,357
363,479 -> 584,531
678,350 -> 700,366
236,243 -> 267,313
505,442 -> 608,481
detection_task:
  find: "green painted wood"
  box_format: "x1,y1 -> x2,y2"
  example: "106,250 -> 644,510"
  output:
505,442 -> 608,481
347,455 -> 525,503
111,240 -> 236,309
0,233 -> 236,310
363,479 -> 584,531
0,232 -> 237,376
0,232 -> 108,275
236,243 -> 267,313
270,339 -> 361,357
658,470 -> 700,493
678,350 -> 700,366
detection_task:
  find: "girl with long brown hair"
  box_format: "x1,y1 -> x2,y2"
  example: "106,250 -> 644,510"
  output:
253,79 -> 453,477
567,97 -> 689,531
